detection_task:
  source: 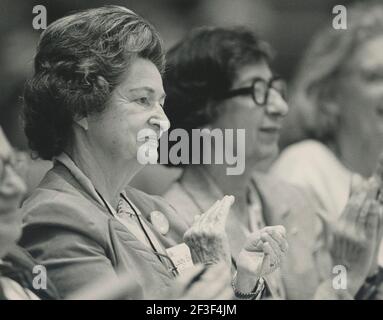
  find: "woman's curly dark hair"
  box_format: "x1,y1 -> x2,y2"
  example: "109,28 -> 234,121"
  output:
23,5 -> 164,160
163,26 -> 272,166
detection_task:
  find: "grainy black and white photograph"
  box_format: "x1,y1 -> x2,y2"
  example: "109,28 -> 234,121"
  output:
0,0 -> 383,308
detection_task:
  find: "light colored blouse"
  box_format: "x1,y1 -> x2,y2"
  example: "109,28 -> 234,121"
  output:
272,139 -> 383,267
272,140 -> 352,218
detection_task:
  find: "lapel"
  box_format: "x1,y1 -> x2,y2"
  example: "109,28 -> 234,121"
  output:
53,163 -> 175,279
52,163 -> 111,216
108,219 -> 174,284
124,186 -> 187,248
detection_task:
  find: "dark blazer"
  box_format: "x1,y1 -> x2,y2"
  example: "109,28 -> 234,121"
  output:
2,245 -> 60,299
19,162 -> 189,299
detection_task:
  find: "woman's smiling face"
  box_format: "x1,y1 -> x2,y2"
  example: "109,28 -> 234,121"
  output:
86,57 -> 170,165
335,34 -> 383,176
212,61 -> 289,164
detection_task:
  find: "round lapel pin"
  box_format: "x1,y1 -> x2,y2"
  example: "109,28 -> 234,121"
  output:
150,210 -> 170,235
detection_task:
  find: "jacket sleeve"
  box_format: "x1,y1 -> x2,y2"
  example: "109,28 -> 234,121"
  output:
19,222 -> 121,299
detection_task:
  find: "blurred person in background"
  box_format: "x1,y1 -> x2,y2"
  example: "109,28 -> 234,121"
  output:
162,26 -> 383,299
19,6 -> 287,299
0,126 -> 60,299
0,28 -> 53,200
271,0 -> 383,272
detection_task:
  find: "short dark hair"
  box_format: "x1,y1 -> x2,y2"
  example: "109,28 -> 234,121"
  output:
164,26 -> 271,132
23,5 -> 164,160
162,26 -> 272,166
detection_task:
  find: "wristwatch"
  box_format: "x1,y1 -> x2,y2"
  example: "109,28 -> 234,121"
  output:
231,272 -> 265,300
355,267 -> 383,300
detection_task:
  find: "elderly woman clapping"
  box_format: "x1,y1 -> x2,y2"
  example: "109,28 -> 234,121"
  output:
0,127 -> 233,300
19,6 -> 287,299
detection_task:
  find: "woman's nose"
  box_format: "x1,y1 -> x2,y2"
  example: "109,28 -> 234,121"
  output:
0,165 -> 27,198
149,106 -> 171,137
265,89 -> 289,116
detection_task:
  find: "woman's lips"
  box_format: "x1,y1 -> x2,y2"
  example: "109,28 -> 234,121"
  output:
144,136 -> 159,147
258,127 -> 281,141
137,135 -> 159,143
259,127 -> 281,134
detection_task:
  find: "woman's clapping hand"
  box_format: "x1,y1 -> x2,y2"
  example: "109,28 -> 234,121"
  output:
318,156 -> 383,297
184,195 -> 234,267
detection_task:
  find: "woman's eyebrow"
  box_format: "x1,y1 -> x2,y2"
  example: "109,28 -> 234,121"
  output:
129,87 -> 166,99
236,76 -> 265,87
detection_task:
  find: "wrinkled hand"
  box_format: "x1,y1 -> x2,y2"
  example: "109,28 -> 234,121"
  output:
340,154 -> 383,278
166,263 -> 233,300
234,226 -> 288,293
237,226 -> 288,277
184,195 -> 234,267
358,155 -> 383,277
318,181 -> 383,296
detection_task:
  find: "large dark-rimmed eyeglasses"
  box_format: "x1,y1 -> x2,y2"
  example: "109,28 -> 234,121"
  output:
222,76 -> 287,106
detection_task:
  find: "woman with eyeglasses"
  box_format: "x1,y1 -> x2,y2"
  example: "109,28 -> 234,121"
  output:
161,26 -> 323,299
19,7 -> 288,299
